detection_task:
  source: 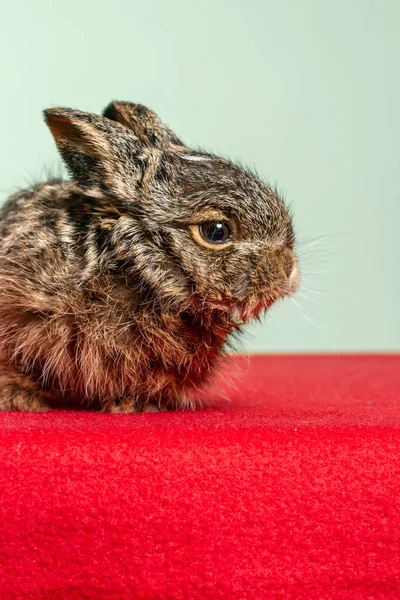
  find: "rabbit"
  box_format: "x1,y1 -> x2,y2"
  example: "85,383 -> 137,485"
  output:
0,101 -> 299,412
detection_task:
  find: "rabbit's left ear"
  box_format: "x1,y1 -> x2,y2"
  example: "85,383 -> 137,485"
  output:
103,101 -> 184,149
44,107 -> 152,197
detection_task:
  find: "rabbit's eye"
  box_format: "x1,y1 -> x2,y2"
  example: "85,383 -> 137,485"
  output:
199,221 -> 232,244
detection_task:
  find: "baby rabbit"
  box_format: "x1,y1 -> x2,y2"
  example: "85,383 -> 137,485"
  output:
0,102 -> 299,412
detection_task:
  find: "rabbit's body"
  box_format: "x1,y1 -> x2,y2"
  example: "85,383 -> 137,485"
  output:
0,102 -> 299,412
0,181 -> 230,411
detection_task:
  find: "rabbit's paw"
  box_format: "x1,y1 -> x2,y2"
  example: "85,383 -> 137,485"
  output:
106,398 -> 167,413
106,398 -> 141,414
0,373 -> 50,412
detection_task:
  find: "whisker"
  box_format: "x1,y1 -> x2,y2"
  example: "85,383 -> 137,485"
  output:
296,248 -> 344,259
295,233 -> 350,247
301,270 -> 332,275
299,283 -> 353,298
290,297 -> 325,335
265,310 -> 281,325
300,287 -> 325,296
290,298 -> 340,354
295,238 -> 327,252
296,292 -> 320,304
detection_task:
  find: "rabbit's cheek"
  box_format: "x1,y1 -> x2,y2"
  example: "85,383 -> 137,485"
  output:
228,268 -> 253,303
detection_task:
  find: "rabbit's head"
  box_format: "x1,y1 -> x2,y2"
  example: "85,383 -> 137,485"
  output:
45,102 -> 299,322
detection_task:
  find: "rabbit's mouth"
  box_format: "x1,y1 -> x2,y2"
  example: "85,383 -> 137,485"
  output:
193,293 -> 278,324
229,297 -> 276,323
201,296 -> 276,324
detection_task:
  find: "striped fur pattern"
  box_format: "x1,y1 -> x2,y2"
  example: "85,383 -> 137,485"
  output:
0,102 -> 299,411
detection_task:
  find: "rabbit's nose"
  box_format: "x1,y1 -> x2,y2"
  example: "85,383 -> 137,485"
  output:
278,248 -> 299,293
287,260 -> 299,294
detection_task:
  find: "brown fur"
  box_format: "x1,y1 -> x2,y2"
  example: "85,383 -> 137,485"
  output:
0,101 -> 299,412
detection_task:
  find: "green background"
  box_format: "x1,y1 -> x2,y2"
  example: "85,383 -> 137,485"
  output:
1,0 -> 399,352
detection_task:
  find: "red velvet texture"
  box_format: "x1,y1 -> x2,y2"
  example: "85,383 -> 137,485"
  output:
0,355 -> 399,599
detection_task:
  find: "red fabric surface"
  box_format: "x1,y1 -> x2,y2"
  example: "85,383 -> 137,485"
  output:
0,354 -> 399,600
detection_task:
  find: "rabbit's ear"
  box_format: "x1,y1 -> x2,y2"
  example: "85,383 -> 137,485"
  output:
103,101 -> 183,149
44,107 -> 149,197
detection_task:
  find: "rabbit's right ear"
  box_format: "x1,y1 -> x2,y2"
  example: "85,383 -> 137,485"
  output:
103,101 -> 184,149
44,107 -> 151,198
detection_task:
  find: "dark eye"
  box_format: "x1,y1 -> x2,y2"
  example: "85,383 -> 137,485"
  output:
199,221 -> 233,244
